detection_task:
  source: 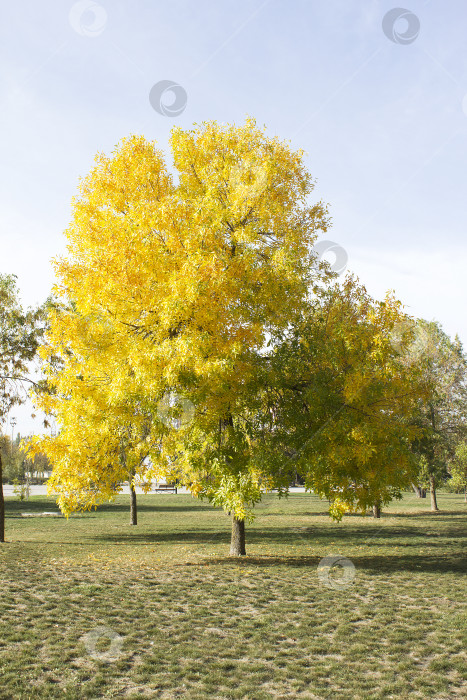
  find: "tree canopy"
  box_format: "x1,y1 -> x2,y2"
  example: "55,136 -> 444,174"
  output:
0,273 -> 45,541
26,119 -> 459,554
247,277 -> 430,519
28,119 -> 332,550
407,321 -> 467,510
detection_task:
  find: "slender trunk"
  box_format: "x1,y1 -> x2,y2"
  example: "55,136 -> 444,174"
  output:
428,405 -> 439,511
230,516 -> 246,556
430,475 -> 439,512
373,503 -> 381,518
0,451 -> 4,542
464,486 -> 466,503
412,484 -> 426,498
130,480 -> 137,526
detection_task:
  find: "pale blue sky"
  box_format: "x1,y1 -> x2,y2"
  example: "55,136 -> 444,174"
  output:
2,0 -> 467,434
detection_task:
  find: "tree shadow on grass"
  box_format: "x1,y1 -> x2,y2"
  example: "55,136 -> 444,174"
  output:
253,509 -> 467,520
256,510 -> 332,517
97,502 -> 218,514
4,499 -> 57,512
90,528 -> 229,545
201,553 -> 467,575
379,510 -> 466,518
89,521 -> 466,547
4,500 -> 218,517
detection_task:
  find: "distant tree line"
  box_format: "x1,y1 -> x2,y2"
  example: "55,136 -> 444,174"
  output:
0,434 -> 51,485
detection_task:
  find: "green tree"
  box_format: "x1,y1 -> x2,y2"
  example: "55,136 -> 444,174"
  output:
0,274 -> 45,541
448,441 -> 467,501
409,321 -> 467,511
249,277 -> 428,520
0,435 -> 25,484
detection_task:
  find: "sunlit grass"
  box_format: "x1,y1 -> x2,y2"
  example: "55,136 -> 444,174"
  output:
0,491 -> 465,699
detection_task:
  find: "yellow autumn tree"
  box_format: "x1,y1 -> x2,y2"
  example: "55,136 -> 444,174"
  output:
27,302 -> 165,524
29,119 -> 331,554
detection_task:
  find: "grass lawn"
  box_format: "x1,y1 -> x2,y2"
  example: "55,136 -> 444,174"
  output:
0,490 -> 466,699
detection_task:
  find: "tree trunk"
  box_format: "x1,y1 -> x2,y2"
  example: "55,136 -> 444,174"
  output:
0,451 -> 4,542
412,483 -> 422,497
129,481 -> 137,526
230,516 -> 246,556
373,503 -> 381,518
413,484 -> 426,498
430,475 -> 439,512
464,486 -> 466,503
